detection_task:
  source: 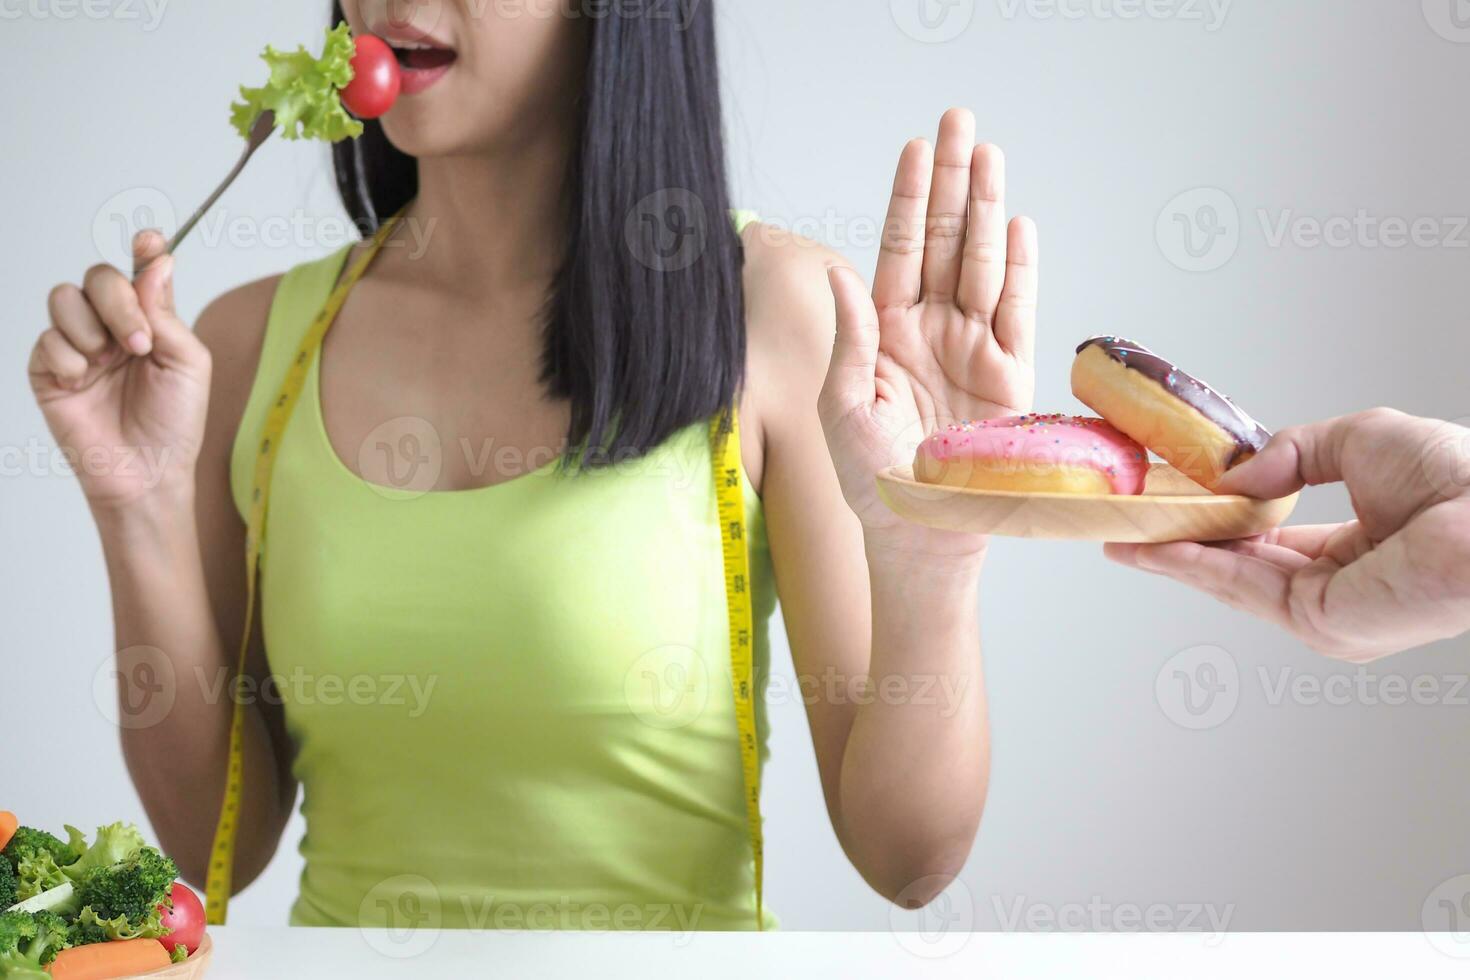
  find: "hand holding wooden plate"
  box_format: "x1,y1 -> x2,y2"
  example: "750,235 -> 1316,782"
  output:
876,463 -> 1298,542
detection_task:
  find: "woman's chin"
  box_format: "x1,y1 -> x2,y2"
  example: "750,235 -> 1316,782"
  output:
380,105 -> 564,164
379,114 -> 479,161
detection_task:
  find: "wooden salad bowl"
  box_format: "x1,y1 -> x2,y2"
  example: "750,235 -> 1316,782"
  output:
121,935 -> 212,980
876,463 -> 1300,543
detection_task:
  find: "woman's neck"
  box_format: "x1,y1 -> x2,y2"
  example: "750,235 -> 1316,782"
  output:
402,122 -> 574,297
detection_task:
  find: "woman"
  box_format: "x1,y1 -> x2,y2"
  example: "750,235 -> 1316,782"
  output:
28,0 -> 1038,929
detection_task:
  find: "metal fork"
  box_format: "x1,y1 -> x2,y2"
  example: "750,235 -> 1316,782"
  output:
152,110 -> 277,263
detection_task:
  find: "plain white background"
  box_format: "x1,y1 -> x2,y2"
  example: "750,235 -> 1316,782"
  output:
4,0 -> 1470,935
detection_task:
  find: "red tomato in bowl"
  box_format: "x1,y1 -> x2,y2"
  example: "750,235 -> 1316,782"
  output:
157,882 -> 206,956
341,35 -> 401,120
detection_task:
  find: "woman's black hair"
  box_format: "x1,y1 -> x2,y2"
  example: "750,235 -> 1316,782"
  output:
330,1 -> 745,467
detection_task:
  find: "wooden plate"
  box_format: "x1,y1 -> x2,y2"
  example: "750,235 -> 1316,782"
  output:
122,935 -> 213,980
876,463 -> 1299,543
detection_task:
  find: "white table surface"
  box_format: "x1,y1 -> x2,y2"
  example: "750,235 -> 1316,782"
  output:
200,928 -> 1470,978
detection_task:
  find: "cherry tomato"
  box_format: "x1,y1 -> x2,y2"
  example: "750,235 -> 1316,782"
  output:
157,882 -> 207,956
340,35 -> 401,120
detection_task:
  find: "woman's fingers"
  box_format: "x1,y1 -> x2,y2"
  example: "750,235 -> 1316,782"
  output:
991,216 -> 1038,361
33,328 -> 90,388
136,253 -> 199,368
920,108 -> 976,302
34,231 -> 203,401
872,138 -> 933,311
48,283 -> 111,361
821,265 -> 880,418
82,261 -> 153,356
132,229 -> 209,372
956,143 -> 1008,325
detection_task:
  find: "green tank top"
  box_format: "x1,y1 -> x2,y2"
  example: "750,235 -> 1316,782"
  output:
228,220 -> 777,931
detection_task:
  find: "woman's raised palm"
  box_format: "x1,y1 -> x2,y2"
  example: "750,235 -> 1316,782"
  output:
820,109 -> 1039,543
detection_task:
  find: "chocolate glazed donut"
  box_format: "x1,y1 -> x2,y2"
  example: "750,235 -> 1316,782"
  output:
1071,336 -> 1270,489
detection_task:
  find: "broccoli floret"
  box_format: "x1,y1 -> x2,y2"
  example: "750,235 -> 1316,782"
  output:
70,847 -> 177,942
0,862 -> 15,911
0,829 -> 75,877
64,909 -> 110,949
25,912 -> 67,965
61,823 -> 146,883
2,827 -> 86,913
0,909 -> 70,977
2,828 -> 76,905
0,910 -> 33,950
0,911 -> 40,979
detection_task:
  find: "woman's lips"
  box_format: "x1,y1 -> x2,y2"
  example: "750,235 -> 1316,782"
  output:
389,43 -> 457,96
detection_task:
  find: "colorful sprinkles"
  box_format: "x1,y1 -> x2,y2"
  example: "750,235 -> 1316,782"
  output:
940,413 -> 1117,433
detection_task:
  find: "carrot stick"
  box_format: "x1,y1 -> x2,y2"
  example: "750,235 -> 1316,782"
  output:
0,812 -> 17,852
46,938 -> 172,980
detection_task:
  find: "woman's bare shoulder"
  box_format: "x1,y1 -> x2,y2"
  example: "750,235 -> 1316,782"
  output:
194,274 -> 284,423
740,221 -> 852,357
740,222 -> 853,417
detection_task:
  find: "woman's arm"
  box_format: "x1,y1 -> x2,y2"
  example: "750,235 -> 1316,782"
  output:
169,276 -> 300,891
743,109 -> 1036,904
32,232 -> 297,890
746,241 -> 991,904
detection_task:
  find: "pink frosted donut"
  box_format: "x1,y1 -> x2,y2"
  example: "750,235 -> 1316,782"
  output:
913,414 -> 1149,495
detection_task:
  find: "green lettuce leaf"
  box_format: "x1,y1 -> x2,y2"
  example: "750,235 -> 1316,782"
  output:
230,22 -> 362,143
61,823 -> 146,883
62,826 -> 88,862
14,852 -> 67,903
70,904 -> 168,943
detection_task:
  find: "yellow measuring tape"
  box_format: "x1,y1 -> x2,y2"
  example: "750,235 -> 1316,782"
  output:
711,409 -> 764,929
205,215 -> 764,929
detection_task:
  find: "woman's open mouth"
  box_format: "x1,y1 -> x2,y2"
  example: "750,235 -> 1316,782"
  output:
383,36 -> 457,96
